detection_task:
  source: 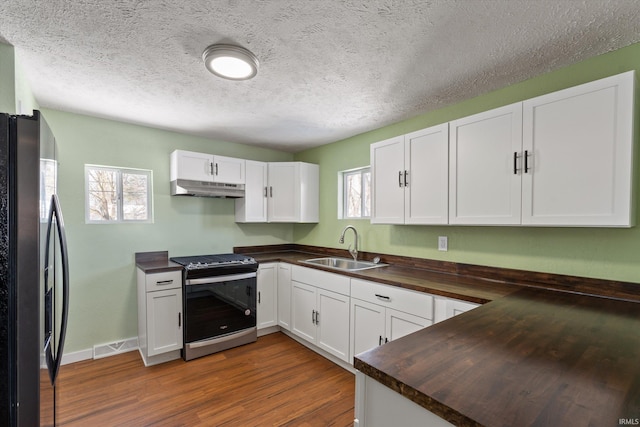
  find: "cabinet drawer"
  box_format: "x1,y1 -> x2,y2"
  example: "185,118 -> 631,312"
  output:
145,270 -> 182,292
291,265 -> 350,296
351,279 -> 433,320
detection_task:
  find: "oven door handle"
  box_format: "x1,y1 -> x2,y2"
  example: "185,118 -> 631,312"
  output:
187,328 -> 256,349
186,272 -> 257,286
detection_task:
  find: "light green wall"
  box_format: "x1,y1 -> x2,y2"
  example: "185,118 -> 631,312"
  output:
294,42 -> 640,284
0,43 -> 16,113
0,42 -> 37,114
41,109 -> 293,353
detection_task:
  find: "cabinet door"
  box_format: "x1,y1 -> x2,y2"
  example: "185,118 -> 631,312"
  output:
235,160 -> 268,222
298,162 -> 320,223
146,288 -> 183,356
268,162 -> 299,222
370,135 -> 405,224
291,281 -> 316,343
405,124 -> 449,224
172,150 -> 213,182
445,299 -> 480,319
522,71 -> 635,227
212,155 -> 245,184
449,103 -> 523,225
257,263 -> 277,329
277,263 -> 292,331
316,288 -> 350,362
350,298 -> 386,359
385,308 -> 431,343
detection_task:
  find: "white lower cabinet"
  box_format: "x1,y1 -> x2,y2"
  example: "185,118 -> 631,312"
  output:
355,372 -> 454,427
350,279 -> 433,359
137,268 -> 183,366
257,263 -> 278,330
434,296 -> 481,324
277,263 -> 292,331
290,266 -> 351,363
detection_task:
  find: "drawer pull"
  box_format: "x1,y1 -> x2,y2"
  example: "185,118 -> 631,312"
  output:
375,294 -> 391,301
156,280 -> 174,285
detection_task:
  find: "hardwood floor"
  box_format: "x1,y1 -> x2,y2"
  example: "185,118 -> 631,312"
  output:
56,333 -> 355,426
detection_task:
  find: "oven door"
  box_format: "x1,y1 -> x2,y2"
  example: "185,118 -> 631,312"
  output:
184,272 -> 257,345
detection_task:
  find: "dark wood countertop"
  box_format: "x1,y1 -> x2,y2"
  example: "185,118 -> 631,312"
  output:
244,250 -> 521,304
134,251 -> 183,273
354,288 -> 640,426
237,244 -> 640,304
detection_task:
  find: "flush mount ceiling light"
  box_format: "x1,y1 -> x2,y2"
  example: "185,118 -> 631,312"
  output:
202,44 -> 259,80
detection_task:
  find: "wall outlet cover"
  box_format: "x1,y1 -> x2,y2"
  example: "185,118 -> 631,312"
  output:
438,236 -> 448,251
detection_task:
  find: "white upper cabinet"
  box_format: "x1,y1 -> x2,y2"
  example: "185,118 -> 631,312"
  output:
236,161 -> 319,223
170,149 -> 245,184
213,154 -> 245,184
447,70 -> 635,227
268,162 -> 300,222
521,71 -> 636,227
405,124 -> 449,224
449,103 -> 523,225
371,123 -> 449,225
371,135 -> 404,224
235,160 -> 268,222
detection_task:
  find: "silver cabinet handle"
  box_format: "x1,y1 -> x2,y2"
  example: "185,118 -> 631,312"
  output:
258,291 -> 261,304
312,309 -> 316,324
215,163 -> 219,176
264,187 -> 268,197
270,186 -> 273,197
404,170 -> 408,187
398,171 -> 403,187
315,311 -> 319,325
524,150 -> 530,173
375,294 -> 391,301
178,312 -> 181,327
209,162 -> 214,175
156,280 -> 174,286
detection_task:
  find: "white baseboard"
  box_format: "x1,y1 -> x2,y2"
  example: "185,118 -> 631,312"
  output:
61,348 -> 93,366
93,337 -> 139,359
58,336 -> 139,366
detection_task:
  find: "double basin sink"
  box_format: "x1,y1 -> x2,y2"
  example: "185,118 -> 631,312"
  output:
303,257 -> 388,272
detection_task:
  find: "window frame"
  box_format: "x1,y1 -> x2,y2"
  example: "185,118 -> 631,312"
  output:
84,164 -> 153,224
338,166 -> 371,220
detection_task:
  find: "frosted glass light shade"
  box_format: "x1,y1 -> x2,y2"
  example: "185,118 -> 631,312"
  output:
203,44 -> 259,80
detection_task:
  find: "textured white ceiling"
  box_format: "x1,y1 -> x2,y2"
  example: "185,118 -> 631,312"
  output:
1,0 -> 639,152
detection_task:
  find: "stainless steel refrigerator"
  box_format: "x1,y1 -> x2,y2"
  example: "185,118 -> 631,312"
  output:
0,110 -> 70,426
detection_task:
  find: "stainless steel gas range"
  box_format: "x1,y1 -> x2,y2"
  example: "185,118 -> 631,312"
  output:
170,253 -> 258,361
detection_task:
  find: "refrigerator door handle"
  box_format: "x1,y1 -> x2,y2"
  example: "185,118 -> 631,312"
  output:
44,194 -> 70,386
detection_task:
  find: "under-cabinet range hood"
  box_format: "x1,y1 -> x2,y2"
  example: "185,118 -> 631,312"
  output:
170,179 -> 245,198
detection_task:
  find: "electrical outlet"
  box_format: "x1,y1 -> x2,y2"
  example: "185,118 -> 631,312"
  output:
438,236 -> 448,251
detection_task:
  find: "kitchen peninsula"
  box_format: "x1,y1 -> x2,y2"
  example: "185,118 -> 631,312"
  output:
238,245 -> 640,427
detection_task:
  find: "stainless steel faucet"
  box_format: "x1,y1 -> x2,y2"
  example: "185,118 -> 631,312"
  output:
339,225 -> 358,261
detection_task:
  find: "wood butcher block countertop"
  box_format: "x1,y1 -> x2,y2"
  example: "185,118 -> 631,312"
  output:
354,288 -> 640,426
236,245 -> 640,426
134,250 -> 183,273
244,250 -> 522,304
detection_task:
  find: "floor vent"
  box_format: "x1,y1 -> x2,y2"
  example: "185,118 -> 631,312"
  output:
93,337 -> 138,359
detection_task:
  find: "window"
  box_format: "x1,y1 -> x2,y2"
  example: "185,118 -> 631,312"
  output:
85,165 -> 153,223
339,167 -> 371,219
